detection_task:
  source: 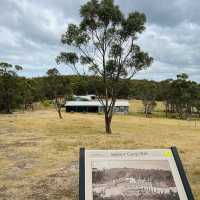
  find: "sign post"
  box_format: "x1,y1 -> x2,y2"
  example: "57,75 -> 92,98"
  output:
79,147 -> 194,200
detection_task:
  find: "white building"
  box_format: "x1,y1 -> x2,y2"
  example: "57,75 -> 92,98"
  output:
65,95 -> 129,114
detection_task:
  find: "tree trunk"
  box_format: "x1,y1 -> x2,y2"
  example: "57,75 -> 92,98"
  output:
6,99 -> 11,114
165,102 -> 168,118
145,104 -> 148,118
5,93 -> 11,114
6,105 -> 11,114
104,109 -> 112,134
57,106 -> 63,119
105,112 -> 112,134
145,106 -> 147,117
23,98 -> 25,113
55,97 -> 63,119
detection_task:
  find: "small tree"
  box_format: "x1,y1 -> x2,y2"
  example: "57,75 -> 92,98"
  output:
57,0 -> 153,133
138,82 -> 157,117
159,79 -> 173,117
0,62 -> 22,113
46,68 -> 71,119
160,73 -> 200,119
171,74 -> 191,119
17,78 -> 35,111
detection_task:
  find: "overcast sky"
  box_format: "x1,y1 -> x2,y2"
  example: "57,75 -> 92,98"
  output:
1,0 -> 200,82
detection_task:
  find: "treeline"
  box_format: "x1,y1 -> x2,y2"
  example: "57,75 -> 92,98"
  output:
0,62 -> 200,119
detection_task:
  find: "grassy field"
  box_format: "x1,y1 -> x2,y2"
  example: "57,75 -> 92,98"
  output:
129,99 -> 165,114
0,101 -> 200,199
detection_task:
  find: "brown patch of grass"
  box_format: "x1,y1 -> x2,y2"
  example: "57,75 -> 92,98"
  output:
0,107 -> 200,199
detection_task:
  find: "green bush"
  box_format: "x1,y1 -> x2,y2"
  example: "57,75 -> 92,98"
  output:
41,100 -> 54,107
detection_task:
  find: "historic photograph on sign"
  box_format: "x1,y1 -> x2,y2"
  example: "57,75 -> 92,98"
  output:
92,160 -> 180,200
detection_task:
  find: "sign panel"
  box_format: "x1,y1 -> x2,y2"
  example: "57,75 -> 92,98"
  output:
79,147 -> 194,200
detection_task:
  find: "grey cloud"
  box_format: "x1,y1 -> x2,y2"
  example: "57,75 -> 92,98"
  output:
117,0 -> 200,27
135,62 -> 200,82
0,0 -> 200,82
147,24 -> 200,64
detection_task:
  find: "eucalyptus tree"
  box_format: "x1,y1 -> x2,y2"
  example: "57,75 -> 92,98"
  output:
18,78 -> 35,111
57,0 -> 153,133
159,79 -> 173,117
46,68 -> 72,119
160,74 -> 200,119
139,81 -> 158,117
0,62 -> 22,113
46,68 -> 63,119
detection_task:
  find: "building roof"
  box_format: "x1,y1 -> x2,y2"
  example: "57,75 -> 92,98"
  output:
65,100 -> 129,107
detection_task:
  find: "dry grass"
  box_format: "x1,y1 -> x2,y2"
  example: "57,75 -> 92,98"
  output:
0,101 -> 200,199
129,99 -> 165,115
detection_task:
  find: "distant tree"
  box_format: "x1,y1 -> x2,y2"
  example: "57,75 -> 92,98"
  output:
195,97 -> 200,118
0,62 -> 22,113
176,73 -> 188,80
160,74 -> 200,119
138,81 -> 157,117
159,79 -> 173,117
57,0 -> 153,133
171,74 -> 192,118
70,76 -> 88,95
18,78 -> 35,111
46,68 -> 71,119
116,80 -> 131,99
